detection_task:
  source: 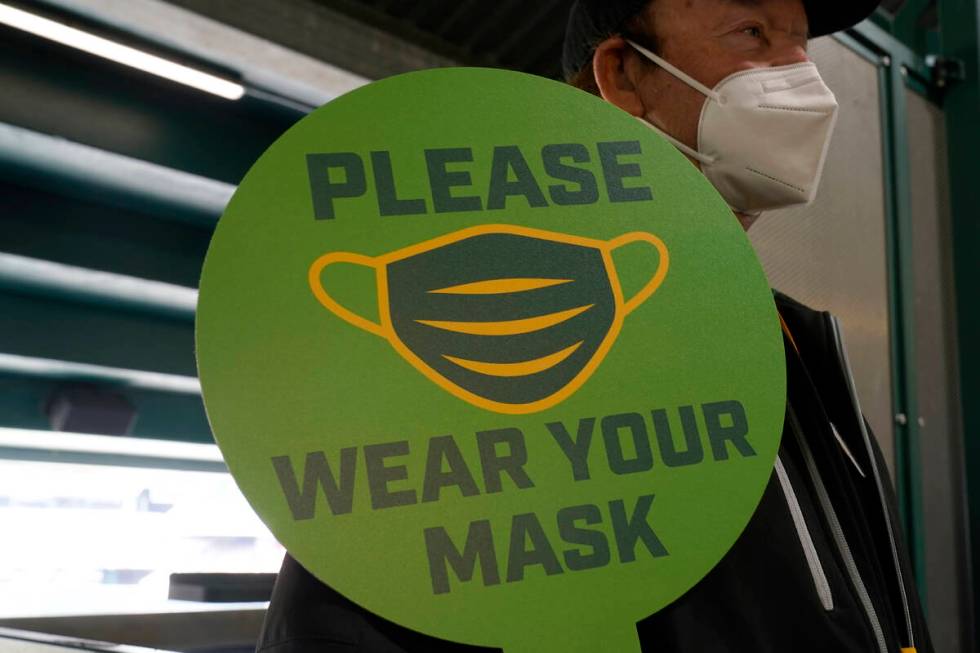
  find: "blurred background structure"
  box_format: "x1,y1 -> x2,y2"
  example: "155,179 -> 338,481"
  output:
0,1 -> 976,652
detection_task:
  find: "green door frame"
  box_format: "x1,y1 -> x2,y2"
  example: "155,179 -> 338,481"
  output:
841,6 -> 980,641
834,20 -> 936,602
936,0 -> 980,644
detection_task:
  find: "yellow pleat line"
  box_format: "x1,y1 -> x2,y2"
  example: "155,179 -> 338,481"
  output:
416,304 -> 593,336
443,341 -> 583,378
428,278 -> 573,295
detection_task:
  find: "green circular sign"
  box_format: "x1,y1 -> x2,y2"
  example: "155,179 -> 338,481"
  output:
197,68 -> 785,653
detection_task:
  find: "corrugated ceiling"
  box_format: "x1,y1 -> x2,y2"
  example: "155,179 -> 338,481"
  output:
317,0 -> 575,79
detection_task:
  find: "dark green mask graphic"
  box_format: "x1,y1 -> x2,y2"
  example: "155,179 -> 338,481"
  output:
384,230 -> 616,409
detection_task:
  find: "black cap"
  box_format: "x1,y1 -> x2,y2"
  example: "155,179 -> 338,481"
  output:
562,0 -> 882,80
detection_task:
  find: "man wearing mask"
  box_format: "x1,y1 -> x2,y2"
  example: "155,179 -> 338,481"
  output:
257,1 -> 934,651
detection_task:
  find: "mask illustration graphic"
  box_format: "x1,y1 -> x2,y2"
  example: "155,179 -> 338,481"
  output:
309,225 -> 669,414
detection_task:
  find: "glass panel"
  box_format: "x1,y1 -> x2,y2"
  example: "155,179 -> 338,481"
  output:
750,36 -> 896,477
0,456 -> 283,617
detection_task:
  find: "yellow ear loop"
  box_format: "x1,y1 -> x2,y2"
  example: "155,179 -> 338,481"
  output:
308,251 -> 384,337
607,232 -> 670,316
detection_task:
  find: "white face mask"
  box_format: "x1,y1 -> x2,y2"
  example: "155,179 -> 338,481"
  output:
626,39 -> 839,216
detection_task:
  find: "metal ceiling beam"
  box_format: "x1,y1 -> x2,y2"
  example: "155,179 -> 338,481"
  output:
35,0 -> 367,107
521,28 -> 569,78
459,0 -> 525,52
0,253 -> 198,322
0,427 -> 226,472
492,1 -> 562,62
162,0 -> 459,80
0,354 -> 201,395
434,0 -> 480,39
0,123 -> 233,229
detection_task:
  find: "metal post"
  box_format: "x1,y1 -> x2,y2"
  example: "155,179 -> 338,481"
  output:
937,0 -> 980,645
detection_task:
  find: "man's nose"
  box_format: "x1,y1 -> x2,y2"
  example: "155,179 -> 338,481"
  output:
770,44 -> 810,67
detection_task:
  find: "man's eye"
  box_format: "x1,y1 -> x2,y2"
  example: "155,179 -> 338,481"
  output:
741,25 -> 764,38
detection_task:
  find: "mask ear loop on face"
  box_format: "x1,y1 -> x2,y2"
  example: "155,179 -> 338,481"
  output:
624,39 -> 718,166
625,39 -> 719,101
626,38 -> 767,217
633,116 -> 713,165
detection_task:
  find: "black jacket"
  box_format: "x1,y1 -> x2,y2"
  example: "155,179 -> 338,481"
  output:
257,293 -> 933,653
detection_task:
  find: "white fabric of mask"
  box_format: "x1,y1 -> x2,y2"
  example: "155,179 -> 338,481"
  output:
627,39 -> 839,216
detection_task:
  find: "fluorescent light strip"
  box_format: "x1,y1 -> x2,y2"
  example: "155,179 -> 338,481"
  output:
0,2 -> 245,100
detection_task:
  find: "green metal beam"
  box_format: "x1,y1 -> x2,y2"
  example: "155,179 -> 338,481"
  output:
0,253 -> 197,322
870,1 -> 939,59
938,0 -> 980,643
881,48 -> 928,601
0,427 -> 225,472
1,178 -> 214,289
0,353 -> 210,443
0,374 -> 212,443
870,6 -> 894,35
894,0 -> 936,56
0,353 -> 200,394
0,122 -> 232,229
0,291 -> 198,377
848,21 -> 935,91
838,19 -> 930,598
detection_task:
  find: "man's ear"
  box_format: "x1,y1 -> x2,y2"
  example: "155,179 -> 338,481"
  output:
593,36 -> 647,117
